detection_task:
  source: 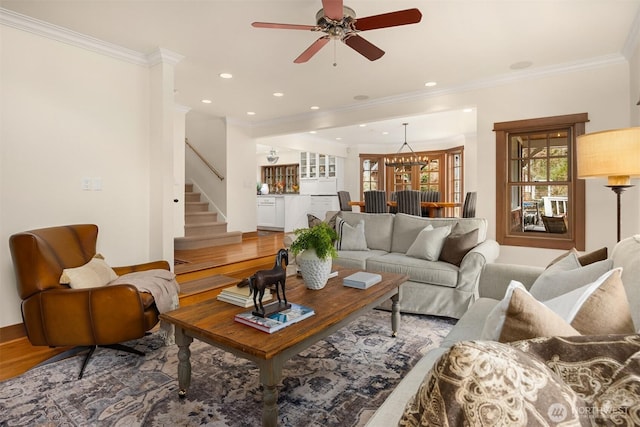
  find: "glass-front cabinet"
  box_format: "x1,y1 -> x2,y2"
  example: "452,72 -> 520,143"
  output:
300,152 -> 337,179
261,163 -> 299,193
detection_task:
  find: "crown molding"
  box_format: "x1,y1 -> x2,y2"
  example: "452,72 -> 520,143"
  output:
1,7 -> 156,67
147,48 -> 184,67
249,53 -> 628,131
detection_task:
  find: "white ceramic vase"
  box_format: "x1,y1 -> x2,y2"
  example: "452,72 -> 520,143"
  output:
297,249 -> 332,290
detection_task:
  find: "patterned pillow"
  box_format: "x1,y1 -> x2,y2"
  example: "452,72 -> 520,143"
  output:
399,340 -> 587,426
510,334 -> 640,426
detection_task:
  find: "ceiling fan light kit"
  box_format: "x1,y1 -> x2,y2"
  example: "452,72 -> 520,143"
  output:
252,0 -> 421,64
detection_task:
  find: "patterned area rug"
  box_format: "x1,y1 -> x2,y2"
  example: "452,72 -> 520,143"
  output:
1,310 -> 455,427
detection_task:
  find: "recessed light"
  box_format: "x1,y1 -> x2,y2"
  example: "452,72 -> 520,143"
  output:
382,131 -> 389,135
309,131 -> 317,134
354,95 -> 369,101
201,99 -> 212,104
310,106 -> 320,110
247,111 -> 256,116
463,108 -> 473,113
359,124 -> 367,127
510,61 -> 532,70
219,73 -> 233,79
424,81 -> 437,87
273,92 -> 284,97
336,137 -> 342,141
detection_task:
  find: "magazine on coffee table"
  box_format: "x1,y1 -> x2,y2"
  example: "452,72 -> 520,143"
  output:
234,303 -> 315,333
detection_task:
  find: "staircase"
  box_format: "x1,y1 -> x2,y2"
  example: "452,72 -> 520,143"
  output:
174,183 -> 243,250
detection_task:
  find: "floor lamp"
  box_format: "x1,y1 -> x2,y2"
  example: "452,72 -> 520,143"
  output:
577,127 -> 640,242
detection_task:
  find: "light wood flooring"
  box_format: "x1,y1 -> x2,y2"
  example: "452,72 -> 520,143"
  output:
0,232 -> 285,382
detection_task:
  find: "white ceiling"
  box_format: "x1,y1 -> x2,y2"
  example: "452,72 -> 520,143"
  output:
2,0 -> 639,147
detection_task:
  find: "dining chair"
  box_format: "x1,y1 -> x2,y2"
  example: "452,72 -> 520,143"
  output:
420,191 -> 441,217
337,191 -> 352,211
462,191 -> 477,218
396,190 -> 422,216
388,192 -> 397,214
542,215 -> 568,233
364,190 -> 387,213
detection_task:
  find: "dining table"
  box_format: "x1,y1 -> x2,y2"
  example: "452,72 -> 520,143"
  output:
348,200 -> 460,217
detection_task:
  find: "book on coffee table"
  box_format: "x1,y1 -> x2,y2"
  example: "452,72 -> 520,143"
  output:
234,303 -> 315,333
342,271 -> 382,289
217,284 -> 272,308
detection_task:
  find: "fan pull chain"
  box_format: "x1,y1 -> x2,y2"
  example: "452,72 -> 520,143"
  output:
333,40 -> 337,67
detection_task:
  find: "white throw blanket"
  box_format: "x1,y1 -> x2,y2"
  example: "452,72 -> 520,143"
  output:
109,269 -> 180,345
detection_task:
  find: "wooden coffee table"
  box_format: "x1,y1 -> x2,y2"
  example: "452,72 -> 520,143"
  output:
159,267 -> 408,427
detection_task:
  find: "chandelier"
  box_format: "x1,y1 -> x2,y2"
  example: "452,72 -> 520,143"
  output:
266,148 -> 279,164
384,123 -> 427,167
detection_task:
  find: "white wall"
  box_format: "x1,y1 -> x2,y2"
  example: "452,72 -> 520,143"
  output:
185,111 -> 227,217
0,25 -> 161,327
248,59 -> 637,267
226,122 -> 258,232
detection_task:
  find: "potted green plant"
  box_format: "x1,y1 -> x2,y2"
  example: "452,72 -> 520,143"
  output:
289,222 -> 338,290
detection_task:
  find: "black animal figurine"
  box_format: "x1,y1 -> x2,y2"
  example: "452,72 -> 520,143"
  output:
239,248 -> 289,315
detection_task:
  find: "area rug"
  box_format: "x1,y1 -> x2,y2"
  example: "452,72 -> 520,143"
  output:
0,310 -> 455,427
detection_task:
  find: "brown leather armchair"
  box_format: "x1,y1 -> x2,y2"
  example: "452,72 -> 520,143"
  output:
9,224 -> 170,378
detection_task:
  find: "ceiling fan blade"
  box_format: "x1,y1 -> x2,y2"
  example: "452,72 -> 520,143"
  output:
322,0 -> 344,21
252,22 -> 318,31
344,35 -> 385,61
354,8 -> 422,31
294,36 -> 330,63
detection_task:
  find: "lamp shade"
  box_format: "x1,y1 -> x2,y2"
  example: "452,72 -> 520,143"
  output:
576,127 -> 640,186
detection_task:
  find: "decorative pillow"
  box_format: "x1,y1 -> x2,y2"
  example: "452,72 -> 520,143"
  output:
499,288 -> 581,342
335,217 -> 368,251
308,212 -> 339,229
483,268 -> 634,342
399,340 -> 586,427
59,254 -> 118,289
406,225 -> 451,261
482,279 -> 580,342
307,214 -> 323,228
548,247 -> 608,267
509,334 -> 640,426
438,228 -> 479,266
529,255 -> 613,301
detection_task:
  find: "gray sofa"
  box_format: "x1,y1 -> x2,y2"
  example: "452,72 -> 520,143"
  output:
333,212 -> 500,319
366,234 -> 640,426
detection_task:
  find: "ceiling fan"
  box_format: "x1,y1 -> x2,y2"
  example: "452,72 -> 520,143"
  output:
252,0 -> 422,63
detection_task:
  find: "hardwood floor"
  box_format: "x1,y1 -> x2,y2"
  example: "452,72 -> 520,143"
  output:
0,232 -> 285,382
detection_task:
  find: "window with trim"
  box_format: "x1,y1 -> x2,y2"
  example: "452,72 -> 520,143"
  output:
494,113 -> 587,250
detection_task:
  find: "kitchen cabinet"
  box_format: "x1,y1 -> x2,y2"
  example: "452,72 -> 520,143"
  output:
308,195 -> 340,219
261,163 -> 299,193
257,195 -> 311,232
300,152 -> 337,179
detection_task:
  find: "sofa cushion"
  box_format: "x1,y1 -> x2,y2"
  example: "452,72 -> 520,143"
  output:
334,249 -> 387,270
612,235 -> 640,329
399,340 -> 586,427
441,297 -> 499,348
338,212 -> 394,252
391,214 -> 487,254
405,224 -> 451,261
366,252 -> 458,288
335,217 -> 368,251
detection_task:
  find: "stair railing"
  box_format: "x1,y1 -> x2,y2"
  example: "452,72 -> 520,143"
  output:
185,138 -> 225,181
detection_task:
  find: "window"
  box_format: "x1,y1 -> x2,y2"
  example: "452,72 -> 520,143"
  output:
359,147 -> 463,216
359,155 -> 385,198
494,113 -> 587,250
